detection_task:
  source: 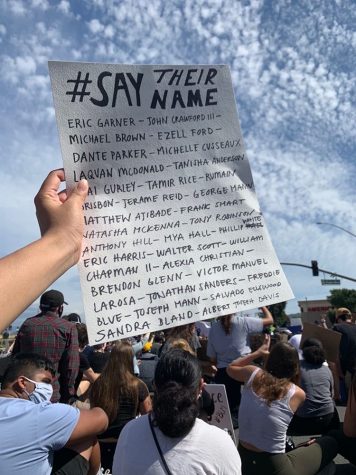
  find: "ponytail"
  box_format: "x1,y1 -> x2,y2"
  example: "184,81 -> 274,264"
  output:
153,348 -> 201,438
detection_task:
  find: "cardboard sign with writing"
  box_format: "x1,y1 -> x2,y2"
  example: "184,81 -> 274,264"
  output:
49,61 -> 294,344
204,384 -> 236,444
301,322 -> 341,363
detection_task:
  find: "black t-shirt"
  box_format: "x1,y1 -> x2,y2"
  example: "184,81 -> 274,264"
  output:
74,352 -> 91,391
334,323 -> 356,374
88,351 -> 110,373
99,379 -> 149,439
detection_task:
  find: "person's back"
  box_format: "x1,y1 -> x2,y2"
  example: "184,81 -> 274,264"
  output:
114,415 -> 239,474
334,321 -> 356,375
90,341 -> 152,473
297,360 -> 334,417
138,351 -> 158,392
113,348 -> 241,475
12,290 -> 79,403
239,368 -> 295,452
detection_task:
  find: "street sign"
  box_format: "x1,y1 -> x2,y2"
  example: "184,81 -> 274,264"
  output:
321,279 -> 341,285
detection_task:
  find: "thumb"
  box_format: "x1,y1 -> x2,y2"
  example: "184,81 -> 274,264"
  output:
69,179 -> 89,204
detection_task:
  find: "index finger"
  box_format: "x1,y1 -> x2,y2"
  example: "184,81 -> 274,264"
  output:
37,169 -> 66,196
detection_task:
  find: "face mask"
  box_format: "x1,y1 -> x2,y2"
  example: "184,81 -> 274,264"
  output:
23,377 -> 53,403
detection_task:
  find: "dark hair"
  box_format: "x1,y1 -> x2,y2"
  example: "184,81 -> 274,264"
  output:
76,323 -> 89,349
63,313 -> 82,323
266,342 -> 300,381
153,348 -> 201,438
219,314 -> 233,335
90,341 -> 139,424
154,333 -> 165,344
253,342 -> 300,405
302,338 -> 326,365
2,353 -> 55,387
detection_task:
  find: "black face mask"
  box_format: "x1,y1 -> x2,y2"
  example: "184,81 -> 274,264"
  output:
58,306 -> 64,318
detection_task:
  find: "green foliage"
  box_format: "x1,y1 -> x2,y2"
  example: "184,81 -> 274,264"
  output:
267,302 -> 290,327
327,309 -> 336,325
328,288 -> 356,312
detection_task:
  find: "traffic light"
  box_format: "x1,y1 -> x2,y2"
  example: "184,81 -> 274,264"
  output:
311,260 -> 319,276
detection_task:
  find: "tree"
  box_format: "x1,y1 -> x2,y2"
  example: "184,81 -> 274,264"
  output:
328,288 -> 356,312
267,302 -> 290,327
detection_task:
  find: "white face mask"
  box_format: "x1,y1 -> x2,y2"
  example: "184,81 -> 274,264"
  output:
23,376 -> 53,403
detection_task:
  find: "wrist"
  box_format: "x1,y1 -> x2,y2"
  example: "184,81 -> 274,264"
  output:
42,230 -> 81,271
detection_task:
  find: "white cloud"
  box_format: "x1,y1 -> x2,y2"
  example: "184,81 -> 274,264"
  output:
6,0 -> 26,15
31,0 -> 49,9
1,55 -> 37,83
0,24 -> 7,35
87,18 -> 104,34
58,0 -> 70,14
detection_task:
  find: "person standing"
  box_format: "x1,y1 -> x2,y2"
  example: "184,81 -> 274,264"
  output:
333,307 -> 356,392
207,306 -> 273,426
12,289 -> 79,403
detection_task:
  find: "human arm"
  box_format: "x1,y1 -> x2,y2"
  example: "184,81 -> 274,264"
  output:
227,335 -> 270,383
261,306 -> 274,326
138,380 -> 152,415
132,333 -> 151,354
82,367 -> 99,384
0,169 -> 88,332
139,395 -> 152,414
67,407 -> 109,444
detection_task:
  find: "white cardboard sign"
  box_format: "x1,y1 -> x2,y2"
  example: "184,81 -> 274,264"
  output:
204,384 -> 236,444
49,62 -> 294,344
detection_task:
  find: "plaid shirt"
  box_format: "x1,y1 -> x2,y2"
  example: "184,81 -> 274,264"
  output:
12,313 -> 79,403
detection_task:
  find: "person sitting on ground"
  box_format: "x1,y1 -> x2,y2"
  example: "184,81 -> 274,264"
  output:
227,337 -> 338,475
169,338 -> 215,422
89,341 -> 152,473
0,169 -> 88,333
112,348 -> 241,475
0,352 -> 108,475
287,338 -> 339,435
207,306 -> 273,427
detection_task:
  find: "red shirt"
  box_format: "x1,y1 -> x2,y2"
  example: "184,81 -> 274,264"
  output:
12,313 -> 79,403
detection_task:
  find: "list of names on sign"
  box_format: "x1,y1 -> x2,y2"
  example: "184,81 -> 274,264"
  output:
49,62 -> 294,344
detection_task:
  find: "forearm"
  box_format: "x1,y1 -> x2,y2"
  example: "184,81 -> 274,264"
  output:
230,348 -> 264,367
261,306 -> 274,326
0,233 -> 78,332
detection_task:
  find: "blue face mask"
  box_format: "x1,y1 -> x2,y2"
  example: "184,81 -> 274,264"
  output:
23,377 -> 53,403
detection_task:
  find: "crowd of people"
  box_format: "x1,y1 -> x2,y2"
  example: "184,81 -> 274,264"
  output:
0,170 -> 356,475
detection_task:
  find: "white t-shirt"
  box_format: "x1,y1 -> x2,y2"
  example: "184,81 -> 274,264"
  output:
113,415 -> 241,475
288,334 -> 302,359
207,315 -> 263,368
0,397 -> 79,475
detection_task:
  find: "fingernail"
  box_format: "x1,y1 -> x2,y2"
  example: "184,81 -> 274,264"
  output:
77,179 -> 88,192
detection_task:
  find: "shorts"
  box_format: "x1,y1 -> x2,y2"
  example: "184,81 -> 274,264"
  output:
52,447 -> 89,475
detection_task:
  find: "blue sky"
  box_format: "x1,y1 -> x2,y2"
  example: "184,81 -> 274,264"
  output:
1,0 -> 355,325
